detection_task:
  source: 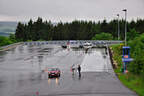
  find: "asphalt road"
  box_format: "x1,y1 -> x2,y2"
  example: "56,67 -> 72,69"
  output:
0,44 -> 137,96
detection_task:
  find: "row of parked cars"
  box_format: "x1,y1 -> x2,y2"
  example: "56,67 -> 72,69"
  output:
61,42 -> 93,49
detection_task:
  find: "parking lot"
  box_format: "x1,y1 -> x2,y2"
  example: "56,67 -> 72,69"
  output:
0,44 -> 137,96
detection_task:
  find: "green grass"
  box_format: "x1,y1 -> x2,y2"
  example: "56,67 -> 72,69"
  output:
111,44 -> 144,96
116,72 -> 144,96
0,47 -> 3,50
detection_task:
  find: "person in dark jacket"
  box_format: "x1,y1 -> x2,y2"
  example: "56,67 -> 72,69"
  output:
77,65 -> 81,77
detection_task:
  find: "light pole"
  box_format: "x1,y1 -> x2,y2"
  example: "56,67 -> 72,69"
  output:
122,9 -> 127,46
117,14 -> 120,40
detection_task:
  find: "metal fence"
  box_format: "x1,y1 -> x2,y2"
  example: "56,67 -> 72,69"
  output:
24,40 -> 123,46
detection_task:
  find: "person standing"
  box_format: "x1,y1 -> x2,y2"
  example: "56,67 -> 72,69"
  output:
77,65 -> 81,77
71,64 -> 75,75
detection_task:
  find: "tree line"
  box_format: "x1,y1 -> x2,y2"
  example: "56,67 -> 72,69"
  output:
15,17 -> 144,41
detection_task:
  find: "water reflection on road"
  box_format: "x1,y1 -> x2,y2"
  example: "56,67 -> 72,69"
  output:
0,44 -> 136,96
0,45 -> 84,96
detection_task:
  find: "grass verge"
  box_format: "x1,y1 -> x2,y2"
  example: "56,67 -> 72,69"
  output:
0,47 -> 3,50
111,44 -> 144,96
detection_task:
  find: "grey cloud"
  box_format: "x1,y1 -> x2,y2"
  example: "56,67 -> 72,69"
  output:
0,0 -> 144,22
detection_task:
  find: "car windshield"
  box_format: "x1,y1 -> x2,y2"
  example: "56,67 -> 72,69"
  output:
48,68 -> 58,71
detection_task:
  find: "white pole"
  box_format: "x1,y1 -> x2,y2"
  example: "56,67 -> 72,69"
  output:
122,9 -> 127,46
117,14 -> 120,40
125,10 -> 127,46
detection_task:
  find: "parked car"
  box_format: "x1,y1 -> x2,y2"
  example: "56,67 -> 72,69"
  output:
47,68 -> 61,78
83,42 -> 93,49
61,44 -> 67,48
79,44 -> 83,48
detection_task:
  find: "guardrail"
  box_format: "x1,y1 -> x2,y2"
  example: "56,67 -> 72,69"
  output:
24,40 -> 123,46
0,42 -> 23,51
0,40 -> 123,51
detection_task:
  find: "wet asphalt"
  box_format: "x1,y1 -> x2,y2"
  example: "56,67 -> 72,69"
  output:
0,44 -> 137,96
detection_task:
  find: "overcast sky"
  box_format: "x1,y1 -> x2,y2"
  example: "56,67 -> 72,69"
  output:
0,0 -> 144,22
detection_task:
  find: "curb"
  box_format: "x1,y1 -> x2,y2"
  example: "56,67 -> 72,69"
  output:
0,42 -> 23,51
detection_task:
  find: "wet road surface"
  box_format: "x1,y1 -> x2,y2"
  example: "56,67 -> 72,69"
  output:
0,44 -> 137,96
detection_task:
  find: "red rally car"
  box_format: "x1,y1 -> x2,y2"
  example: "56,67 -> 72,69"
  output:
47,68 -> 61,78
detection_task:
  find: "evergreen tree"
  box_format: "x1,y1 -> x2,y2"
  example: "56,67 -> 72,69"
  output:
15,18 -> 144,41
15,22 -> 26,41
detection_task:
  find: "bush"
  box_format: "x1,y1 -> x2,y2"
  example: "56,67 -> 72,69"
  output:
128,34 -> 144,75
9,34 -> 17,43
111,43 -> 124,67
0,36 -> 13,46
92,32 -> 113,40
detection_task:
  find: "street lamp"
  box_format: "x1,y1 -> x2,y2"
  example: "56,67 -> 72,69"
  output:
122,9 -> 127,46
117,14 -> 120,40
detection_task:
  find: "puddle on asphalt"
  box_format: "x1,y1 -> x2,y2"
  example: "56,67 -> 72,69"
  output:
48,78 -> 60,85
0,45 -> 111,96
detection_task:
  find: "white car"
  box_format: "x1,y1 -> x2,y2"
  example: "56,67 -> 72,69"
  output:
83,42 -> 93,49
